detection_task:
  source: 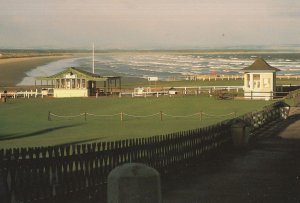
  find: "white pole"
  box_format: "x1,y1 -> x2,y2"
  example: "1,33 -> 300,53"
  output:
92,43 -> 95,74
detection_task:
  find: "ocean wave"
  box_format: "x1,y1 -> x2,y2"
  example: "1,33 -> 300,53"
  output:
17,58 -> 83,86
17,53 -> 300,85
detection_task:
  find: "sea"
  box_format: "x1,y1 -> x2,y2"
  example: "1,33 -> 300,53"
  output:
18,52 -> 300,85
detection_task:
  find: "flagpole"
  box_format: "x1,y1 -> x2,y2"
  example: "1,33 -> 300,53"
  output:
92,43 -> 95,74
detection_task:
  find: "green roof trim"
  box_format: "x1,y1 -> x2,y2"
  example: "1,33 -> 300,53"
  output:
35,67 -> 120,81
241,58 -> 280,72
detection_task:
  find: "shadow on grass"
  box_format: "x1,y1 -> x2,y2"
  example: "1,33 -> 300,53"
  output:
0,124 -> 83,141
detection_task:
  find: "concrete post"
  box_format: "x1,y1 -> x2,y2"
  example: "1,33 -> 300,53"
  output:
280,106 -> 290,119
1,97 -> 6,103
107,163 -> 162,203
230,121 -> 250,148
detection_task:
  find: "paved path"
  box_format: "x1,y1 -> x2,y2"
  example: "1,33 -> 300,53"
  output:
162,108 -> 300,203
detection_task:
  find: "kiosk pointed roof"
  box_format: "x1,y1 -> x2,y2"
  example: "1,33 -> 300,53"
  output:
241,58 -> 280,72
36,67 -> 120,81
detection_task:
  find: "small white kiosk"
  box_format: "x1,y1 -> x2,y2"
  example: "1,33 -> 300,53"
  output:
242,58 -> 280,100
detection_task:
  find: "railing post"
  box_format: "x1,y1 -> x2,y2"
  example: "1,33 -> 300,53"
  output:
280,105 -> 290,119
107,163 -> 162,203
230,120 -> 250,148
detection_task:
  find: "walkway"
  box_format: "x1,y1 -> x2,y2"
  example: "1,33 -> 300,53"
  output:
162,107 -> 300,203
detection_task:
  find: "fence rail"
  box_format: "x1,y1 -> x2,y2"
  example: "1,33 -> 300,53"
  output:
48,111 -> 236,121
184,74 -> 300,81
0,101 -> 288,203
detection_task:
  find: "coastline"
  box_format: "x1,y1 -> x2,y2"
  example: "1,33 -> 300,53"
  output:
0,55 -> 73,87
1,51 -> 300,89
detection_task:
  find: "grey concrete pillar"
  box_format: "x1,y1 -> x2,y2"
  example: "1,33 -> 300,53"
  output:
108,163 -> 162,203
230,121 -> 250,148
280,106 -> 290,119
1,97 -> 6,103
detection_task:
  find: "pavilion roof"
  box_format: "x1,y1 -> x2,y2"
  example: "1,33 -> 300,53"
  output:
241,58 -> 280,72
35,67 -> 120,81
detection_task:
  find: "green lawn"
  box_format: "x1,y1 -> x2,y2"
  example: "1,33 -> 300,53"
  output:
0,96 -> 274,148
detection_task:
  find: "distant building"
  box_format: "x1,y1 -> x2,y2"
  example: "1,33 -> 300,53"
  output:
36,67 -> 121,98
241,58 -> 280,100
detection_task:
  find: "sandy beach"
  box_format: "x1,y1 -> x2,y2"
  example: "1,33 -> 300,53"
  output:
0,55 -> 72,87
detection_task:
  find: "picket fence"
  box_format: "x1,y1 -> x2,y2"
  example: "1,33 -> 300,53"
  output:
0,101 -> 287,203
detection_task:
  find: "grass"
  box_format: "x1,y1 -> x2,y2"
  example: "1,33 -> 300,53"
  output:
0,96 -> 274,148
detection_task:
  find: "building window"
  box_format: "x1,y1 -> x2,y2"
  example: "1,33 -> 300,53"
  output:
72,79 -> 76,89
56,79 -> 60,88
247,74 -> 250,88
82,79 -> 86,88
253,74 -> 260,88
77,79 -> 81,88
66,79 -> 71,89
263,78 -> 270,88
61,79 -> 65,88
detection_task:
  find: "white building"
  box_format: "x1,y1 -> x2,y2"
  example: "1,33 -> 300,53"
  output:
241,58 -> 280,100
36,67 -> 121,98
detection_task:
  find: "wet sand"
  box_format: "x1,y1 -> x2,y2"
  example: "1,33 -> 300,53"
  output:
0,56 -> 71,87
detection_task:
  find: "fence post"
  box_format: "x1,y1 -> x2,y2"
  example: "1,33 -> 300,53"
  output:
107,163 -> 162,203
199,111 -> 202,122
84,112 -> 87,121
120,112 -> 123,121
160,111 -> 163,121
48,111 -> 51,121
0,170 -> 10,203
230,121 -> 250,148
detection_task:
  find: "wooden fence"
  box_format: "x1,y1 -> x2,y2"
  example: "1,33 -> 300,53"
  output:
0,101 -> 287,203
184,74 -> 300,81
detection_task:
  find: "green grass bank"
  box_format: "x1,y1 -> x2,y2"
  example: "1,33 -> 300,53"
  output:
0,96 -> 275,148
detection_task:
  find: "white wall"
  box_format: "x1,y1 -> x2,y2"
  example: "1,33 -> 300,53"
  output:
244,72 -> 275,100
53,89 -> 88,98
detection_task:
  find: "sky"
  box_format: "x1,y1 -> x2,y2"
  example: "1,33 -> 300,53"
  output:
1,0 -> 300,49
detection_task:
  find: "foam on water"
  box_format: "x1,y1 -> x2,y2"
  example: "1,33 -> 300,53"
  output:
17,53 -> 300,85
18,57 -> 85,85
